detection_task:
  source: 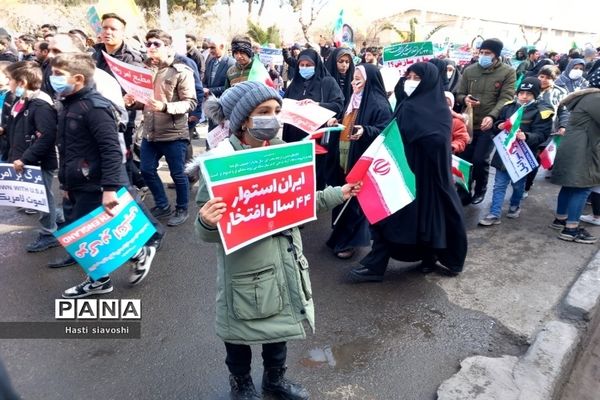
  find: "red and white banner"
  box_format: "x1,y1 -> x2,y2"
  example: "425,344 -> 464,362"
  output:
280,98 -> 336,134
102,51 -> 153,103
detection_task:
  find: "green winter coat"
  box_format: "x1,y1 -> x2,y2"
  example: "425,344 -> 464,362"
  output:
456,60 -> 516,129
551,88 -> 600,188
195,136 -> 345,345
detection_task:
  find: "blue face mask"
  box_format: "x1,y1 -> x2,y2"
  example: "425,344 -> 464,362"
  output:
299,67 -> 315,80
478,55 -> 494,68
49,75 -> 74,96
14,86 -> 25,97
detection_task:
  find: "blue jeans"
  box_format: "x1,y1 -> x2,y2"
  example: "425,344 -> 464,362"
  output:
489,169 -> 525,217
140,139 -> 188,210
556,186 -> 592,224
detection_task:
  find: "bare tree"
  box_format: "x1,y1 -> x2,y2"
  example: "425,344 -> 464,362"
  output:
520,25 -> 543,46
287,0 -> 329,43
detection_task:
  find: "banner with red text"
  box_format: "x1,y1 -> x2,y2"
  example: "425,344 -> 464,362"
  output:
102,51 -> 153,103
200,141 -> 316,254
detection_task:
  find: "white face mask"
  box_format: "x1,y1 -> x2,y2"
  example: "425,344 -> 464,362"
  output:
569,69 -> 584,80
447,71 -> 454,80
404,80 -> 420,97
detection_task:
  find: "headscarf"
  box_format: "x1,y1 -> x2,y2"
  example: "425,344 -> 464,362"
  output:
284,48 -> 330,101
588,67 -> 600,89
446,59 -> 461,93
393,62 -> 451,144
526,59 -> 554,78
428,58 -> 449,91
346,65 -> 365,114
555,58 -> 588,93
325,47 -> 355,112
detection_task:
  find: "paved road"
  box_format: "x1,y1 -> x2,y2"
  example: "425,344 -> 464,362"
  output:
0,155 -> 598,400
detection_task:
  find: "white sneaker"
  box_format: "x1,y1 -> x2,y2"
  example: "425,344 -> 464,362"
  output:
62,277 -> 113,299
129,246 -> 156,285
580,214 -> 600,226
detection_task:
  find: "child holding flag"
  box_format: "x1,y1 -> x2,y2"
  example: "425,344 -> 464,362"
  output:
479,78 -> 553,226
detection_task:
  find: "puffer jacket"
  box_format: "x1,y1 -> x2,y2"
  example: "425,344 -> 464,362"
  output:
551,88 -> 600,187
195,136 -> 345,344
456,59 -> 516,129
133,55 -> 197,142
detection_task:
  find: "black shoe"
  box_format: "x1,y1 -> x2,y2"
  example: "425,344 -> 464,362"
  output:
471,193 -> 485,205
436,264 -> 462,277
349,266 -> 384,282
26,233 -> 60,253
62,276 -> 113,299
549,218 -> 567,230
558,227 -> 598,244
229,374 -> 260,400
47,255 -> 76,268
150,205 -> 172,218
419,258 -> 436,274
147,232 -> 165,251
167,208 -> 189,227
262,367 -> 309,400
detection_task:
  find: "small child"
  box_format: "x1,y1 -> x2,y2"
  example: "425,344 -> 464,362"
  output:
478,77 -> 553,226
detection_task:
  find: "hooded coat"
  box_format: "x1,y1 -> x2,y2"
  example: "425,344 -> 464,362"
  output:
195,135 -> 346,344
551,88 -> 600,188
324,64 -> 392,253
363,62 -> 467,270
555,59 -> 589,93
324,47 -> 355,118
282,49 -> 344,143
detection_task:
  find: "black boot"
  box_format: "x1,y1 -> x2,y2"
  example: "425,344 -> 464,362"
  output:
262,367 -> 309,400
229,374 -> 261,400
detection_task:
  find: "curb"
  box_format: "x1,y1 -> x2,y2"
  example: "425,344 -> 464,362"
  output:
437,249 -> 600,400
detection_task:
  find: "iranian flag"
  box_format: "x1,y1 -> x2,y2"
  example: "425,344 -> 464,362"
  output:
502,106 -> 524,151
333,10 -> 344,47
248,55 -> 276,89
539,135 -> 562,169
345,120 -> 416,224
452,155 -> 472,192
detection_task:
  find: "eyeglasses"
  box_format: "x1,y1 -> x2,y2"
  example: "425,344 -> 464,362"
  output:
145,41 -> 163,48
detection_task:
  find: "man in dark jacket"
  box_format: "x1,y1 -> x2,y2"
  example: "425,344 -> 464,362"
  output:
185,34 -> 206,81
203,37 -> 235,130
51,52 -> 156,298
16,35 -> 36,63
456,38 -> 516,204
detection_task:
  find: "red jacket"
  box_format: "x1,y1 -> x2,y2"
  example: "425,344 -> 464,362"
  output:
451,114 -> 470,154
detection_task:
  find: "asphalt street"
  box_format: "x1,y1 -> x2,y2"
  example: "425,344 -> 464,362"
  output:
0,153 -> 597,400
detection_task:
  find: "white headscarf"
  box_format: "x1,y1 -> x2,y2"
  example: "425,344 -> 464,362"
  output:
346,65 -> 366,115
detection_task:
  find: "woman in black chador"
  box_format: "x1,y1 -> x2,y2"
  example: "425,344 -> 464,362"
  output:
351,62 -> 468,281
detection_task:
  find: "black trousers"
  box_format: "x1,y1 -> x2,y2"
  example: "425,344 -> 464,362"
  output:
224,341 -> 287,376
460,129 -> 495,195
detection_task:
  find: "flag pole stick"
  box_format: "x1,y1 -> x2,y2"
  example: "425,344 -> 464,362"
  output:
333,198 -> 352,226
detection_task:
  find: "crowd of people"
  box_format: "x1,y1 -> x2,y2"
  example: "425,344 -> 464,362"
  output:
1,12 -> 600,400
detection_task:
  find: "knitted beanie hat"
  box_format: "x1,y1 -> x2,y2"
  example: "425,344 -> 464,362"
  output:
203,81 -> 282,134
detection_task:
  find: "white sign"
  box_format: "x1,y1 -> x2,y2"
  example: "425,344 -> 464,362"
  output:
207,121 -> 230,149
259,48 -> 283,66
0,164 -> 49,213
280,99 -> 336,134
492,132 -> 539,183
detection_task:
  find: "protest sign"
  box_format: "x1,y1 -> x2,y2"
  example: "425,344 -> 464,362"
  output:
259,48 -> 283,66
449,49 -> 473,66
492,132 -> 539,183
201,141 -> 316,254
383,41 -> 434,71
54,187 -> 156,280
0,164 -> 49,213
280,98 -> 336,134
102,51 -> 153,103
207,121 -> 231,149
86,6 -> 102,37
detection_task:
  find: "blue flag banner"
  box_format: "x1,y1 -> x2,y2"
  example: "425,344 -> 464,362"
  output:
54,187 -> 156,280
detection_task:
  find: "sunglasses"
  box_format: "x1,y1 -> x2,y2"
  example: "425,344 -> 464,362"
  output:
145,41 -> 163,48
